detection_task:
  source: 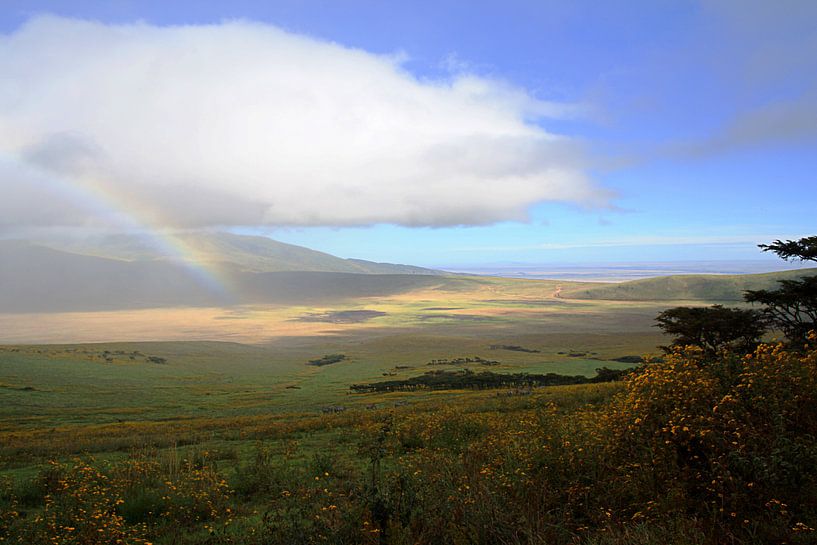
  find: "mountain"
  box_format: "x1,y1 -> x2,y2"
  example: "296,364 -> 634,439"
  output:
6,231 -> 812,313
0,241 -> 216,312
561,268 -> 817,301
39,232 -> 442,275
0,236 -> 456,312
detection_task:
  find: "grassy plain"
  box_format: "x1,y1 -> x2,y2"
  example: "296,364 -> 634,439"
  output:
0,276 -> 672,429
6,274 -> 793,544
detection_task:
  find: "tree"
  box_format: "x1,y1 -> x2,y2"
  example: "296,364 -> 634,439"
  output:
759,235 -> 817,262
745,235 -> 817,345
745,276 -> 817,345
655,305 -> 766,357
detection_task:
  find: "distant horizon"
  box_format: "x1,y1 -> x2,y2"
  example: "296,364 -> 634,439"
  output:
6,230 -> 816,278
436,259 -> 815,282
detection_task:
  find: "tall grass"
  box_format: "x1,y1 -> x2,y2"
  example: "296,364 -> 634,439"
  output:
2,340 -> 816,544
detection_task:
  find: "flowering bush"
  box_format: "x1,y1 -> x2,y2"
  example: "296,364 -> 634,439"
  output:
602,337 -> 817,541
5,460 -> 146,545
1,340 -> 815,544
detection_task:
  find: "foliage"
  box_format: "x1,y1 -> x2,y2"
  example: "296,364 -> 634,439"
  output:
655,304 -> 766,356
2,340 -> 816,544
745,276 -> 817,345
601,339 -> 817,542
0,450 -> 233,544
759,235 -> 817,262
307,354 -> 347,366
1,460 -> 147,545
350,367 -> 630,393
489,344 -> 541,353
746,235 -> 817,344
426,355 -> 499,365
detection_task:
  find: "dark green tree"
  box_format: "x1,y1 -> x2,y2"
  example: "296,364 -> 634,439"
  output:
655,305 -> 766,356
745,236 -> 817,345
759,235 -> 817,262
745,276 -> 817,345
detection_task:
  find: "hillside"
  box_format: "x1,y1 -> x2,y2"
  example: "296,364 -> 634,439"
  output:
561,268 -> 817,301
37,232 -> 442,275
0,241 -> 462,312
0,241 -> 219,312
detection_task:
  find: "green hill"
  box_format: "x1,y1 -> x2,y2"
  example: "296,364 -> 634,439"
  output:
0,241 -> 464,312
37,232 -> 443,275
561,268 -> 817,301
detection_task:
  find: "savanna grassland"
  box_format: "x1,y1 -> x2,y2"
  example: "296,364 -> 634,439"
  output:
1,274 -> 816,544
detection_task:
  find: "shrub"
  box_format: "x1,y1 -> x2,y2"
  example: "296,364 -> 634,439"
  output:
233,444 -> 298,499
16,460 -> 142,545
601,337 -> 817,542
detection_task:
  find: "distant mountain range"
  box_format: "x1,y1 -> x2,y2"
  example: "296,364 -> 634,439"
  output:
2,232 -> 815,312
0,232 -> 450,312
36,231 -> 442,275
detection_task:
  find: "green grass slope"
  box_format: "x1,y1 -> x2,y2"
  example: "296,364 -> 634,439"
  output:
38,232 -> 443,275
562,267 -> 817,301
0,241 -> 466,312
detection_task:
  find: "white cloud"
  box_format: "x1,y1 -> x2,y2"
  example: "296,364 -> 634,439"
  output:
0,16 -> 609,230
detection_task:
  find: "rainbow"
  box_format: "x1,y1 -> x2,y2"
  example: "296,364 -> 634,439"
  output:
12,154 -> 234,301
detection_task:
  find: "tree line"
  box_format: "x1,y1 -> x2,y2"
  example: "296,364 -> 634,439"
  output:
350,366 -> 630,393
656,236 -> 817,354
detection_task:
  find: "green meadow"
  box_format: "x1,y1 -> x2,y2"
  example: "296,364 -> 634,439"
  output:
0,276 -> 670,429
2,271 -> 815,544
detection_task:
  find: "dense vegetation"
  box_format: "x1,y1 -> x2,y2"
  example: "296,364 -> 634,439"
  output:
657,236 -> 817,352
655,305 -> 765,356
426,356 -> 499,366
1,336 -> 815,544
350,367 -> 629,393
307,354 -> 348,366
489,344 -> 541,353
746,236 -> 817,345
2,236 -> 816,544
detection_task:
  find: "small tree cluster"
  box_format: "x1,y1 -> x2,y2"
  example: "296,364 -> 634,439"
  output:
746,236 -> 817,345
658,236 -> 817,351
655,305 -> 765,356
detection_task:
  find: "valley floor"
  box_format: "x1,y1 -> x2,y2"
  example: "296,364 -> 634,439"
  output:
5,275 -> 810,544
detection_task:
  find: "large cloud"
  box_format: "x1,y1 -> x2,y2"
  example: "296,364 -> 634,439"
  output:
0,16 -> 607,230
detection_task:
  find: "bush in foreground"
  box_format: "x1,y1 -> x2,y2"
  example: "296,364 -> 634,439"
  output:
372,337 -> 817,543
1,339 -> 816,544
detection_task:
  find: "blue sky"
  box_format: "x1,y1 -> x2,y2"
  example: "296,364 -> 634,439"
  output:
1,1 -> 815,267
